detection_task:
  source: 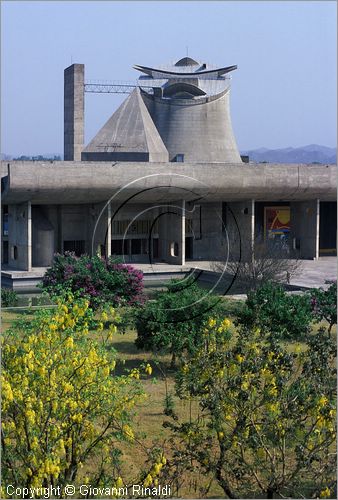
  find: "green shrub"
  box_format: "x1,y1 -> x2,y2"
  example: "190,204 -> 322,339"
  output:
1,288 -> 18,307
309,282 -> 337,333
135,278 -> 222,367
237,282 -> 312,339
41,252 -> 144,310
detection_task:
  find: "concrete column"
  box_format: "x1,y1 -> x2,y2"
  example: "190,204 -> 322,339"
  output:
27,202 -> 32,270
290,199 -> 320,259
159,200 -> 185,265
57,205 -> 63,253
226,200 -> 255,262
8,202 -> 32,271
181,200 -> 186,265
106,203 -> 112,257
64,63 -> 84,161
315,199 -> 320,259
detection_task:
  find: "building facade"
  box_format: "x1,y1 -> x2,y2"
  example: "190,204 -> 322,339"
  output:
1,57 -> 337,288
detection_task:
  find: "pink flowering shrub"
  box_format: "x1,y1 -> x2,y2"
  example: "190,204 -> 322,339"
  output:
42,252 -> 144,309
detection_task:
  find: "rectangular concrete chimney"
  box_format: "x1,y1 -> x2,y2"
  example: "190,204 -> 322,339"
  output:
64,64 -> 84,161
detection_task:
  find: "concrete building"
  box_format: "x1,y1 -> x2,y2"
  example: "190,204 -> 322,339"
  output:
1,57 -> 337,289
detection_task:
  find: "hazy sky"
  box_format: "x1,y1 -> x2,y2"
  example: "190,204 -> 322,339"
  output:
1,0 -> 336,156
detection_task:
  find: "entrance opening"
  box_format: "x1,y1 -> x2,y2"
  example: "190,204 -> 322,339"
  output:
152,238 -> 159,259
2,241 -> 8,264
185,236 -> 193,259
319,201 -> 337,256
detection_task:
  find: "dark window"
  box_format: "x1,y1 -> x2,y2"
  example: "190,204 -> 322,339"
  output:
131,239 -> 141,254
2,212 -> 8,236
111,239 -> 128,255
2,205 -> 9,237
63,240 -> 85,256
185,237 -> 193,259
152,238 -> 159,259
320,201 -> 337,254
2,241 -> 8,264
175,154 -> 184,163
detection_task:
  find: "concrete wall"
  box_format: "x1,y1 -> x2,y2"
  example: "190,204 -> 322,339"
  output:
64,64 -> 84,161
191,202 -> 224,260
290,200 -> 320,259
225,200 -> 255,262
8,202 -> 32,270
3,162 -> 336,205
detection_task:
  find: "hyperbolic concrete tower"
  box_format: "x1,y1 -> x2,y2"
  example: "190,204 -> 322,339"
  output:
81,57 -> 242,163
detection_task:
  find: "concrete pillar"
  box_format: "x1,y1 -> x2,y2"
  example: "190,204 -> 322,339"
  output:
159,200 -> 185,265
57,205 -> 63,253
8,202 -> 32,271
27,202 -> 32,270
290,199 -> 320,259
64,63 -> 84,161
226,200 -> 255,262
106,203 -> 112,257
181,200 -> 186,265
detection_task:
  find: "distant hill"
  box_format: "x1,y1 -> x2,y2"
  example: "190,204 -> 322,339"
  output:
241,145 -> 336,164
0,153 -> 62,161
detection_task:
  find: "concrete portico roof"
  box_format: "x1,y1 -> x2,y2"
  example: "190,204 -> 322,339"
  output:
1,161 -> 336,205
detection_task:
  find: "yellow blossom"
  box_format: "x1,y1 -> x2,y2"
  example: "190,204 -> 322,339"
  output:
65,337 -> 74,349
122,424 -> 134,441
71,413 -> 83,424
208,318 -> 216,328
115,477 -> 124,488
318,396 -> 328,407
25,409 -> 36,424
221,318 -> 232,329
2,379 -> 14,402
143,474 -> 153,487
320,487 -> 331,498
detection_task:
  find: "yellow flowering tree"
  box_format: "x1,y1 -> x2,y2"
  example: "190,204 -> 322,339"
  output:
168,319 -> 336,498
1,294 -> 144,492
